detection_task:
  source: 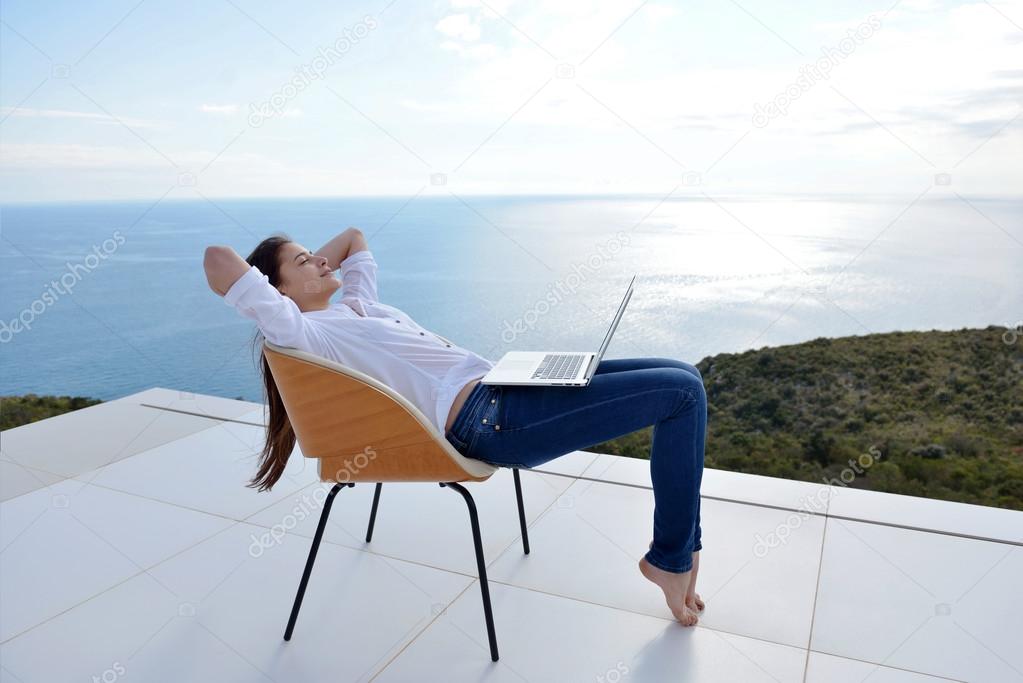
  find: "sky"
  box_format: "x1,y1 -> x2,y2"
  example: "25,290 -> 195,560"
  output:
0,0 -> 1021,202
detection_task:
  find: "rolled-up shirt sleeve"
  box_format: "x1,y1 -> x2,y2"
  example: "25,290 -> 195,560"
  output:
223,265 -> 313,348
339,249 -> 379,304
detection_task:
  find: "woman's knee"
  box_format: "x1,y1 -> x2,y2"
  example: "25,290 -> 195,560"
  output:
652,357 -> 702,382
662,367 -> 706,407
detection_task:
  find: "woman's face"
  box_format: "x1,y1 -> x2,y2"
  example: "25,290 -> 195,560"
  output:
275,241 -> 340,311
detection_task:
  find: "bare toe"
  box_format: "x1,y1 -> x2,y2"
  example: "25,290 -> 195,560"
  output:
638,557 -> 698,627
675,604 -> 699,626
649,541 -> 703,612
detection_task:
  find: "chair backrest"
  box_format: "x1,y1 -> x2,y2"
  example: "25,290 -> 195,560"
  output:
262,340 -> 497,483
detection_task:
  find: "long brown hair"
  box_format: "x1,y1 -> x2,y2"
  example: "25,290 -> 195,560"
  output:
243,233 -> 297,492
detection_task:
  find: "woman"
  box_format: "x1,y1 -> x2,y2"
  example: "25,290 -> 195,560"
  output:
204,227 -> 707,625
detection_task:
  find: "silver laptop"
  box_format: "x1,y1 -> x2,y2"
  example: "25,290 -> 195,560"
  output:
481,275 -> 636,387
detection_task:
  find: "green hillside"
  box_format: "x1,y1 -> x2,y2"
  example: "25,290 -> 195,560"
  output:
590,325 -> 1023,510
4,326 -> 1021,510
0,394 -> 102,431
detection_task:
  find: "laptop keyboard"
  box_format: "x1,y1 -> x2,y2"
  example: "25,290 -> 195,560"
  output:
533,353 -> 585,380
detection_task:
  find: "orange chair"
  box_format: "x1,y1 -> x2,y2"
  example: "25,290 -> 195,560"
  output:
262,340 -> 530,662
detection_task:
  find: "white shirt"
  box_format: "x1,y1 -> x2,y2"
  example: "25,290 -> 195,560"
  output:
223,249 -> 495,433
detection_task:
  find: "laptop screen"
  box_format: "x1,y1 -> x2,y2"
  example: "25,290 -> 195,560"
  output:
594,275 -> 636,362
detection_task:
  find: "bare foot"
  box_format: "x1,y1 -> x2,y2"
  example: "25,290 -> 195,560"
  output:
649,540 -> 705,612
638,554 -> 700,626
686,551 -> 705,612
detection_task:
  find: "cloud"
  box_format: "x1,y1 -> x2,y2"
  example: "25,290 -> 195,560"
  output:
399,98 -> 456,113
435,13 -> 480,41
3,0 -> 1021,200
449,0 -> 514,14
642,3 -> 680,21
671,113 -> 741,132
0,143 -> 172,169
440,40 -> 498,58
199,103 -> 239,114
0,107 -> 168,129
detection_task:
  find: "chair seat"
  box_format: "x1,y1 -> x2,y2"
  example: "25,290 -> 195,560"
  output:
316,448 -> 494,483
264,340 -> 521,662
263,340 -> 498,483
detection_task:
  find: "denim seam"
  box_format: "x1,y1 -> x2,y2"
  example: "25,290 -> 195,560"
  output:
449,383 -> 491,437
644,549 -> 693,574
453,430 -> 471,452
486,384 -> 696,435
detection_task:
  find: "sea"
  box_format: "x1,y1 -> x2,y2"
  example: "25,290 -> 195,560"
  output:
1,194 -> 1019,403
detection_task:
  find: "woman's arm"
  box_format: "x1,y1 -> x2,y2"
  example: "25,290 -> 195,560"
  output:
203,245 -> 250,297
313,227 -> 369,271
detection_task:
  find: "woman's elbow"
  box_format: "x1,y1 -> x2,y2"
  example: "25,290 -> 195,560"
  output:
203,246 -> 235,296
204,245 -> 232,265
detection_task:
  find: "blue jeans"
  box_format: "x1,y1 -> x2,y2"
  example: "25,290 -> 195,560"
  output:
444,357 -> 705,574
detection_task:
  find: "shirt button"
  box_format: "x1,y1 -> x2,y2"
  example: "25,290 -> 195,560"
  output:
395,319 -> 400,323
490,398 -> 495,403
494,425 -> 500,430
445,344 -> 451,347
419,332 -> 425,335
482,418 -> 487,424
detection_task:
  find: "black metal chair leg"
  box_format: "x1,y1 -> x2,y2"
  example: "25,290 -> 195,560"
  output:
439,481 -> 499,662
366,482 -> 383,542
512,468 -> 530,555
283,481 -> 354,641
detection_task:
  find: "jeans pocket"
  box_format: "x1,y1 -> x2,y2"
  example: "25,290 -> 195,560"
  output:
475,385 -> 504,430
444,427 -> 469,455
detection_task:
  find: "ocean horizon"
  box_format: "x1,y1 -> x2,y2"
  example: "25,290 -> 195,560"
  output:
2,193 -> 1020,404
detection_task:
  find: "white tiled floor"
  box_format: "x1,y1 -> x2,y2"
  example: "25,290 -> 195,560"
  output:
810,517 -> 1023,683
119,387 -> 263,422
375,581 -> 809,683
486,477 -> 825,649
76,419 -> 320,520
0,478 -> 233,642
825,484 -> 1023,544
0,460 -> 64,502
245,468 -> 574,577
804,652 -> 956,682
569,452 -> 835,514
1,390 -> 1020,682
0,399 -> 224,478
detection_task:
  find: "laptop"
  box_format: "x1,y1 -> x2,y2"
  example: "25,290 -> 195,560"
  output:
480,275 -> 636,386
